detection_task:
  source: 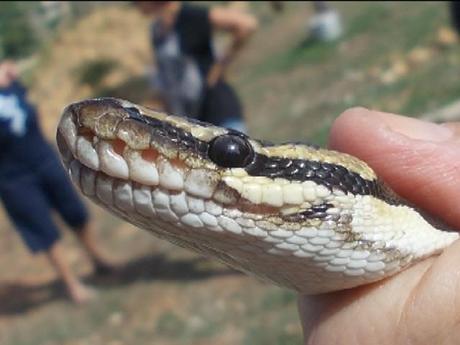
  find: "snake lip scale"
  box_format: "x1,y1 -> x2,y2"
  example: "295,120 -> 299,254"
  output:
56,97 -> 458,295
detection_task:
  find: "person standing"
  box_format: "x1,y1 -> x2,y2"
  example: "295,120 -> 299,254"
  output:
135,1 -> 258,133
0,60 -> 114,304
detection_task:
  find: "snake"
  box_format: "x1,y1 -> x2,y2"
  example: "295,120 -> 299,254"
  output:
56,97 -> 458,295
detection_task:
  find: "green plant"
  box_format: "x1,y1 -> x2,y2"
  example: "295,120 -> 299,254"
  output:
74,58 -> 119,89
0,2 -> 40,59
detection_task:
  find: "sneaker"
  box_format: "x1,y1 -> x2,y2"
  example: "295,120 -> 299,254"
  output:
308,9 -> 343,42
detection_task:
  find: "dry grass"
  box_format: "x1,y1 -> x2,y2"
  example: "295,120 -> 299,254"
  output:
1,2 -> 460,345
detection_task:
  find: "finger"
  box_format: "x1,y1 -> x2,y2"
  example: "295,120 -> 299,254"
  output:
328,108 -> 460,228
298,255 -> 436,344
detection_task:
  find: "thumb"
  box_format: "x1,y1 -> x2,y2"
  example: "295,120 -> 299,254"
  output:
328,108 -> 460,228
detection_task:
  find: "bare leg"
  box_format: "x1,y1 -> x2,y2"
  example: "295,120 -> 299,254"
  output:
46,242 -> 96,304
75,222 -> 117,274
309,1 -> 343,42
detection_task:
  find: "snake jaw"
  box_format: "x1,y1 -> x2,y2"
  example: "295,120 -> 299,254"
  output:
56,97 -> 459,294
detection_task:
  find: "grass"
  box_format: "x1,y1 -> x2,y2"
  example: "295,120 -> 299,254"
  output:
3,291 -> 124,345
1,2 -> 460,345
236,2 -> 460,146
241,289 -> 301,345
155,308 -> 221,341
74,58 -> 119,88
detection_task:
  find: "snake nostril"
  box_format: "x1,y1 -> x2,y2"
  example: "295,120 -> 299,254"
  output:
77,126 -> 95,140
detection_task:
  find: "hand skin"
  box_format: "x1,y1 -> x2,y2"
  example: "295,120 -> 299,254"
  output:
207,6 -> 258,87
0,60 -> 18,88
299,108 -> 460,345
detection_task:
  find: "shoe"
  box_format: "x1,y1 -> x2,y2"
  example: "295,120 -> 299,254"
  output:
309,9 -> 343,42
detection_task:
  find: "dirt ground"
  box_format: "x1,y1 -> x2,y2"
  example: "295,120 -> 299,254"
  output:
1,2 -> 460,345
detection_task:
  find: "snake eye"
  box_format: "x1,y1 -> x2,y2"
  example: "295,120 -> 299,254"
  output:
208,134 -> 254,168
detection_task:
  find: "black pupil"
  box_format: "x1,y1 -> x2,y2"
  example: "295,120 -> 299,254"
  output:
208,135 -> 253,168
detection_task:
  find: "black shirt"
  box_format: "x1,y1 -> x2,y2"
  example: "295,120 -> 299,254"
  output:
152,4 -> 215,77
151,3 -> 244,125
175,4 -> 214,76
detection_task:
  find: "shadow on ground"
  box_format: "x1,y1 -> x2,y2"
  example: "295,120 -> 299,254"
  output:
0,253 -> 239,316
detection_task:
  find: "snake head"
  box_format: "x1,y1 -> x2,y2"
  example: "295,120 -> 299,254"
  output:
56,97 -> 458,294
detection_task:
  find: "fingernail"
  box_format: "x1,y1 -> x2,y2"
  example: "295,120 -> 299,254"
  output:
380,113 -> 454,142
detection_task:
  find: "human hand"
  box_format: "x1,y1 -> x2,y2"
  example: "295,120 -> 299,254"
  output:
299,108 -> 460,344
4,60 -> 19,81
0,60 -> 18,87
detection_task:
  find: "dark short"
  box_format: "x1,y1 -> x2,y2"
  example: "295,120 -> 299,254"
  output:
200,80 -> 244,128
0,154 -> 88,253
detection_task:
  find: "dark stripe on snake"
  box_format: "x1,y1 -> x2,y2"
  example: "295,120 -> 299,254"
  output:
246,154 -> 403,206
124,103 -> 403,206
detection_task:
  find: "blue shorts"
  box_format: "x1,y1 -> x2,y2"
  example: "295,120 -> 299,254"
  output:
0,154 -> 88,253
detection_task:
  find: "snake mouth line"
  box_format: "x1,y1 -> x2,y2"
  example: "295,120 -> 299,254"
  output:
56,99 -> 343,219
56,102 -> 286,222
57,101 -> 219,198
56,113 -> 253,241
